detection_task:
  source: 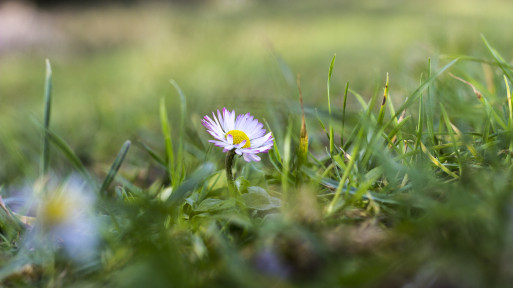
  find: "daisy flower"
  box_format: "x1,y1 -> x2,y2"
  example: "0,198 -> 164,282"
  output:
202,108 -> 273,162
20,176 -> 100,264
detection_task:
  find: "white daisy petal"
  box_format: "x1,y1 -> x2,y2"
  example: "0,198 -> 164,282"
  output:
251,132 -> 273,147
228,109 -> 236,131
244,116 -> 258,132
218,109 -> 225,131
237,113 -> 251,131
243,153 -> 261,162
204,127 -> 224,141
226,134 -> 234,145
208,140 -> 229,147
248,126 -> 266,139
234,113 -> 246,130
207,119 -> 226,138
237,140 -> 247,148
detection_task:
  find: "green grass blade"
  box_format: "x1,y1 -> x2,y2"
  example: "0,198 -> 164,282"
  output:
137,141 -> 167,168
333,153 -> 347,171
361,58 -> 461,164
315,108 -> 329,141
505,76 -> 513,127
49,132 -> 96,189
481,35 -> 513,84
282,117 -> 293,197
440,104 -> 463,176
415,91 -> 424,151
341,81 -> 349,146
442,54 -> 513,71
160,97 -> 176,187
41,59 -> 52,176
420,142 -> 459,179
482,97 -> 507,131
392,58 -> 459,120
166,163 -> 216,208
426,58 -> 436,147
264,119 -> 281,164
31,116 -> 96,190
327,128 -> 364,214
297,75 -> 309,175
385,115 -> 412,144
327,54 -> 336,156
450,72 -> 507,131
349,88 -> 369,109
342,122 -> 362,151
386,91 -> 407,151
377,73 -> 389,126
504,76 -> 513,164
170,79 -> 187,184
99,140 -> 131,196
350,167 -> 383,203
365,82 -> 380,120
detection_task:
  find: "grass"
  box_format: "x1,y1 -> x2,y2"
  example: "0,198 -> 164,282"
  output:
2,36 -> 513,287
2,1 -> 513,287
2,0 -> 513,182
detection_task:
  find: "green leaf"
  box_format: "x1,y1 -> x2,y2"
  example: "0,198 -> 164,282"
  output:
166,163 -> 216,208
235,176 -> 251,194
241,186 -> 281,211
194,198 -> 236,213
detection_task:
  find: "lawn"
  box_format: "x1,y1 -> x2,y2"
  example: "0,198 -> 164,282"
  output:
1,0 -> 513,287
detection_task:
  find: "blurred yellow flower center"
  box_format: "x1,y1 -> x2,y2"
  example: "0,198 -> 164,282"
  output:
42,196 -> 71,226
226,130 -> 250,148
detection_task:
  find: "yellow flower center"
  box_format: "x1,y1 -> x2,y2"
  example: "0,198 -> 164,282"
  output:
226,130 -> 251,148
42,196 -> 72,226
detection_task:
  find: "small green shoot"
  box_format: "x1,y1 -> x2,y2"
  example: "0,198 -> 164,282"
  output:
99,140 -> 131,196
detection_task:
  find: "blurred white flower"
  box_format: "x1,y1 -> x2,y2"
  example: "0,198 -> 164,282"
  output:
23,176 -> 99,263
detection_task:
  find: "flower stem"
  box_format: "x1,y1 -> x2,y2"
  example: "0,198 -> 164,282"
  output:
225,149 -> 238,197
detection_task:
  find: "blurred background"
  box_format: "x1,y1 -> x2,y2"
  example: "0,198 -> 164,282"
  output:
1,0 -> 512,184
